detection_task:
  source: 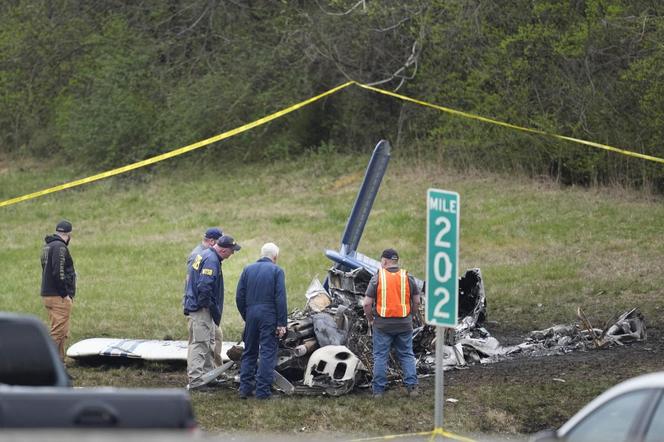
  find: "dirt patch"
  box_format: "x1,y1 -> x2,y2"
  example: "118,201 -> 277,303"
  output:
441,325 -> 664,433
68,327 -> 663,436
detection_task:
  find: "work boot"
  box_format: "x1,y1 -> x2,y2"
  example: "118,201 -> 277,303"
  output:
406,385 -> 419,398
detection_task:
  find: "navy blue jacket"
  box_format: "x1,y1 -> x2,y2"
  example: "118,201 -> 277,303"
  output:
236,257 -> 287,327
183,248 -> 224,325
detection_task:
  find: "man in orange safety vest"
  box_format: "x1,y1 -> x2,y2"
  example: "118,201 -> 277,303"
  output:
363,248 -> 421,398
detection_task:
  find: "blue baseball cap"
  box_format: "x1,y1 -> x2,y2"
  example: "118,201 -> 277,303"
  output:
204,227 -> 223,240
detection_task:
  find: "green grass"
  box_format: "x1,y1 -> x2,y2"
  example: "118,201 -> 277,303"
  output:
1,153 -> 663,438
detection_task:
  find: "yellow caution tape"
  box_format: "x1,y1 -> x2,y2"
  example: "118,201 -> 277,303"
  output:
1,79 -> 662,209
429,427 -> 476,442
349,428 -> 475,442
355,82 -> 664,165
0,81 -> 354,208
349,431 -> 432,441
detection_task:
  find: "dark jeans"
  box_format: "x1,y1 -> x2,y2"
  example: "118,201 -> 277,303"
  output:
372,327 -> 417,394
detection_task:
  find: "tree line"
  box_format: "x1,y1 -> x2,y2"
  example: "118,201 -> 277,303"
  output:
1,1 -> 662,191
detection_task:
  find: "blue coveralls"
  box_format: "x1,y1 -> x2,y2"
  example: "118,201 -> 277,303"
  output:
236,257 -> 287,398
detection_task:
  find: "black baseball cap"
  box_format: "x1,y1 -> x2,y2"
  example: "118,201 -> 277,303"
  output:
55,220 -> 73,233
217,235 -> 241,251
381,248 -> 399,260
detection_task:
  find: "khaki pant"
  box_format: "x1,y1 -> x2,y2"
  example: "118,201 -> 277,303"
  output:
187,309 -> 215,387
214,326 -> 223,367
42,295 -> 73,361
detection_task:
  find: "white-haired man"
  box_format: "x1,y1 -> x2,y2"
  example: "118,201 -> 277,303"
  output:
236,242 -> 288,400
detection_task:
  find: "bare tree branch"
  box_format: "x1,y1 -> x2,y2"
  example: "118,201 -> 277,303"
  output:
370,15 -> 413,33
314,0 -> 366,16
366,32 -> 421,91
176,1 -> 213,36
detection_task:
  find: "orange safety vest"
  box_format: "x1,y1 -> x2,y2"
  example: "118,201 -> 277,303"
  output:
376,268 -> 411,318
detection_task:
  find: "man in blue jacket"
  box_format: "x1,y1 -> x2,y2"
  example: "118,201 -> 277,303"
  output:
186,227 -> 224,367
183,235 -> 240,391
236,242 -> 288,400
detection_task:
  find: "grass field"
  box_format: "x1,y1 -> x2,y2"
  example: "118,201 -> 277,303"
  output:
1,151 -> 663,438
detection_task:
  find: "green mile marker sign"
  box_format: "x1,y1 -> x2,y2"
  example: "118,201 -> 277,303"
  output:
425,189 -> 459,327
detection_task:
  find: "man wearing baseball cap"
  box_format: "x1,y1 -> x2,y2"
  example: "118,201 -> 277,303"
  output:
187,227 -> 223,267
185,227 -> 225,367
363,248 -> 421,398
40,219 -> 77,361
183,234 -> 241,391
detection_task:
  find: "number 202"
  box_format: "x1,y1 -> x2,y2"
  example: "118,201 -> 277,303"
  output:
433,216 -> 453,319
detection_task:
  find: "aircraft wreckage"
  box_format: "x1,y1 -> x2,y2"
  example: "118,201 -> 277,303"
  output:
67,140 -> 647,396
270,269 -> 645,396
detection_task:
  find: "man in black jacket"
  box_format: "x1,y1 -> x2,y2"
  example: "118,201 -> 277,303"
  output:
41,220 -> 76,361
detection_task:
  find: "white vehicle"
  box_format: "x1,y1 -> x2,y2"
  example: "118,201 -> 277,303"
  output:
531,372 -> 664,442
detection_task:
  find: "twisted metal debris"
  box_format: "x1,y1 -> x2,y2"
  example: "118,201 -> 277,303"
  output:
267,267 -> 646,396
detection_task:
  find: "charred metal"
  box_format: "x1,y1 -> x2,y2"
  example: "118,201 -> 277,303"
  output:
263,268 -> 646,396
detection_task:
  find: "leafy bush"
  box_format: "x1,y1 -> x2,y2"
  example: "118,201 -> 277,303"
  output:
0,1 -> 662,190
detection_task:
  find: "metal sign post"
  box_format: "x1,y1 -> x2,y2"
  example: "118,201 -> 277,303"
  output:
425,189 -> 460,431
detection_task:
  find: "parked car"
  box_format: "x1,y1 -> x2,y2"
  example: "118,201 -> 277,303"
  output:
531,372 -> 664,442
0,311 -> 71,387
0,312 -> 197,430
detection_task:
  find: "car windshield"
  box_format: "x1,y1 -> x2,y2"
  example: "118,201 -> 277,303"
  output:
644,394 -> 664,442
566,389 -> 653,442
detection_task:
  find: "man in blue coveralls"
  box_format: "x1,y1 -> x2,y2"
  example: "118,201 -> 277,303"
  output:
236,242 -> 288,400
183,235 -> 241,391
